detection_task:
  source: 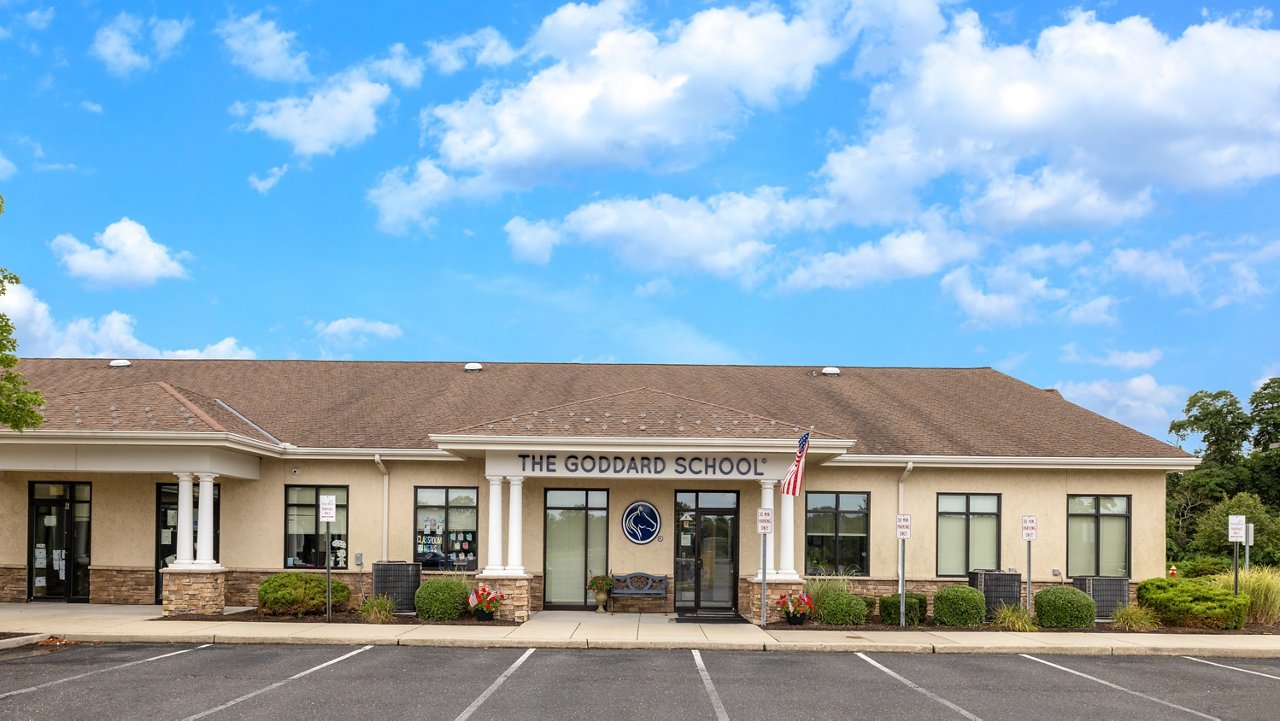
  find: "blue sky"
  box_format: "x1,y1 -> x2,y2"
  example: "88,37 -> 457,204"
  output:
1,0 -> 1278,443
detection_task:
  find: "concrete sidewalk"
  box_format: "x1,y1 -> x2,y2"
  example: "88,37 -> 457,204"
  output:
1,604 -> 1278,657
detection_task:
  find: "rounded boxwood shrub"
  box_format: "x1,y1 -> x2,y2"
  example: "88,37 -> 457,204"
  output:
1034,586 -> 1096,628
257,572 -> 351,616
879,592 -> 927,626
415,578 -> 471,621
1136,577 -> 1250,630
933,585 -> 986,627
817,591 -> 868,626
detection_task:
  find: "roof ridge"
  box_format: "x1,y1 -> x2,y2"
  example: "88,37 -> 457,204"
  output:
156,381 -> 226,432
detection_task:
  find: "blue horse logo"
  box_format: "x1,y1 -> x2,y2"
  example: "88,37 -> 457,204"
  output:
622,501 -> 661,545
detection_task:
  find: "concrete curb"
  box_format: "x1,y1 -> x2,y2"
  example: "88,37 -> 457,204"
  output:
0,633 -> 49,650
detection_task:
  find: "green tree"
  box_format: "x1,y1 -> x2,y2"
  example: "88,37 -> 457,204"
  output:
1188,492 -> 1280,566
1250,377 -> 1280,452
0,193 -> 46,430
1169,390 -> 1251,468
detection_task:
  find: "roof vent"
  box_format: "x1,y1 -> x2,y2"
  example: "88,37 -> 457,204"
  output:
108,359 -> 132,368
820,366 -> 840,376
463,362 -> 483,372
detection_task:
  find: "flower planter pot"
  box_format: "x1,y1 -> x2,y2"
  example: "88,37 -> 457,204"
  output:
786,614 -> 807,625
594,589 -> 609,613
474,609 -> 495,621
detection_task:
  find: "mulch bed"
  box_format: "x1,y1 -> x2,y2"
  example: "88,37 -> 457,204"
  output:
155,608 -> 519,626
765,619 -> 1279,634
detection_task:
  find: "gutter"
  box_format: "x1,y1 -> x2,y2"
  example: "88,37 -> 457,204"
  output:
374,454 -> 389,562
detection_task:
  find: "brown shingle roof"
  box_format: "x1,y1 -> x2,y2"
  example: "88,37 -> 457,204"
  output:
13,359 -> 1191,458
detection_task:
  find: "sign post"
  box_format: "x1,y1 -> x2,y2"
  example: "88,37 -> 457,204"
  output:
757,507 -> 773,626
1245,523 -> 1255,573
1229,515 -> 1246,595
320,494 -> 337,622
895,514 -> 911,628
1021,515 -> 1037,611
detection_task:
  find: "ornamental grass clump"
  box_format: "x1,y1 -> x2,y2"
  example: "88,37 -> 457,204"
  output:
257,572 -> 351,617
878,593 -> 927,626
1111,604 -> 1160,632
1033,586 -> 1096,628
1136,577 -> 1249,630
933,585 -> 986,627
989,602 -> 1037,632
1205,567 -> 1280,624
359,594 -> 397,624
415,577 -> 471,621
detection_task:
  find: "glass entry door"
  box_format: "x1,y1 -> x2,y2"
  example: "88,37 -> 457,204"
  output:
543,489 -> 608,608
155,484 -> 220,603
674,491 -> 738,611
28,482 -> 91,602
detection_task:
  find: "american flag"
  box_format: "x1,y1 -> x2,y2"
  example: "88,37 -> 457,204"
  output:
467,588 -> 479,609
780,432 -> 810,496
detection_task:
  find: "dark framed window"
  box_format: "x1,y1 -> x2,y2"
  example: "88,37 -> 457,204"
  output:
1067,495 -> 1130,577
805,492 -> 869,576
285,486 -> 347,569
544,489 -> 609,608
414,487 -> 479,571
936,493 -> 1000,576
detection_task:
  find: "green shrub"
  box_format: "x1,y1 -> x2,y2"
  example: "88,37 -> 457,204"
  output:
360,594 -> 397,624
1175,555 -> 1232,578
1034,586 -> 1096,628
817,592 -> 868,626
1111,604 -> 1160,632
804,578 -> 848,623
1136,577 -> 1250,630
933,585 -> 986,627
415,578 -> 470,621
879,593 -> 926,626
1204,567 -> 1280,624
989,602 -> 1036,632
257,572 -> 351,616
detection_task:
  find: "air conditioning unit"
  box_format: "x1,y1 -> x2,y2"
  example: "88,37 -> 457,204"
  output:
1072,576 -> 1130,621
967,569 -> 1022,618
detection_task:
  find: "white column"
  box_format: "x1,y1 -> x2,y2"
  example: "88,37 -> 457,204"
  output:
483,475 -> 504,575
777,488 -> 800,580
506,476 -> 525,575
756,479 -> 776,580
194,473 -> 220,568
173,472 -> 195,568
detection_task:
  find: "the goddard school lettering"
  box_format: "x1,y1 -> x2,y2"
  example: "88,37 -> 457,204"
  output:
516,454 -> 766,477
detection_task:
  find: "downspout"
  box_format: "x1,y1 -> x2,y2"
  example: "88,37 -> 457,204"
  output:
896,462 -> 914,587
374,454 -> 389,561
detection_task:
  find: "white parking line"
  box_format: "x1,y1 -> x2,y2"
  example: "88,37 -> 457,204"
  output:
856,653 -> 983,721
1020,654 -> 1221,721
1183,656 -> 1280,681
691,650 -> 729,721
454,648 -> 536,721
0,644 -> 210,700
182,645 -> 373,720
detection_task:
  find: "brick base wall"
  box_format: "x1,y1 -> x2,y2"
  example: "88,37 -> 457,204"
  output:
479,575 -> 533,622
740,577 -> 807,624
0,565 -> 26,602
89,567 -> 154,605
161,569 -> 226,616
610,576 -> 673,613
529,574 -> 544,612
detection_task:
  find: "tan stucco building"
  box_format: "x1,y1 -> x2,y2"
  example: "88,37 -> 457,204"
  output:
0,359 -> 1196,621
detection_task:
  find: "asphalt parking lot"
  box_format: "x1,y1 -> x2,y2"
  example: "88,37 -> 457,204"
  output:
1,643 -> 1277,721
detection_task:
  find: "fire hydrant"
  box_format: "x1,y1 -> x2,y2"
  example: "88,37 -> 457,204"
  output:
1169,564 -> 1177,578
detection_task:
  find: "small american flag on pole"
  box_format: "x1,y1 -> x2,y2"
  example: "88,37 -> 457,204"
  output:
780,432 -> 810,496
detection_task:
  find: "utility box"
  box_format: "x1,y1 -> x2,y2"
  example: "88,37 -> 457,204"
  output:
967,570 -> 1022,617
372,561 -> 421,613
1073,576 -> 1129,621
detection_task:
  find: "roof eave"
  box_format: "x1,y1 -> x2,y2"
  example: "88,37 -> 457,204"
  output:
430,433 -> 855,460
829,453 -> 1201,471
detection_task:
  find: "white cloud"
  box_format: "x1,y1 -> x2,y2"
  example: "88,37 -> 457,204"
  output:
1063,295 -> 1118,325
51,217 -> 189,287
80,100 -> 103,113
1057,373 -> 1185,438
1257,364 -> 1280,390
634,277 -> 673,297
427,27 -> 517,74
964,168 -> 1152,228
90,13 -> 190,77
248,164 -> 289,194
312,317 -> 403,346
1061,343 -> 1163,370
504,217 -> 564,264
941,264 -> 1064,327
217,11 -> 311,82
239,44 -> 422,156
0,149 -> 14,179
367,159 -> 454,234
0,284 -> 253,359
24,7 -> 54,30
1110,248 -> 1197,295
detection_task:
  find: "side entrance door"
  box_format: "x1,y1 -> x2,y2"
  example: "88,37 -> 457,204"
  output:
28,482 -> 91,602
155,484 -> 220,603
674,491 -> 739,613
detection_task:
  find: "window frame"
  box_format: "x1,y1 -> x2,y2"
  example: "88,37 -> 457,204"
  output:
1066,494 -> 1132,578
413,486 -> 480,572
283,485 -> 349,569
803,491 -> 871,577
935,492 -> 1002,577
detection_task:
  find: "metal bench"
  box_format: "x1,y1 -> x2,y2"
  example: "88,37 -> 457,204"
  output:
609,573 -> 667,609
